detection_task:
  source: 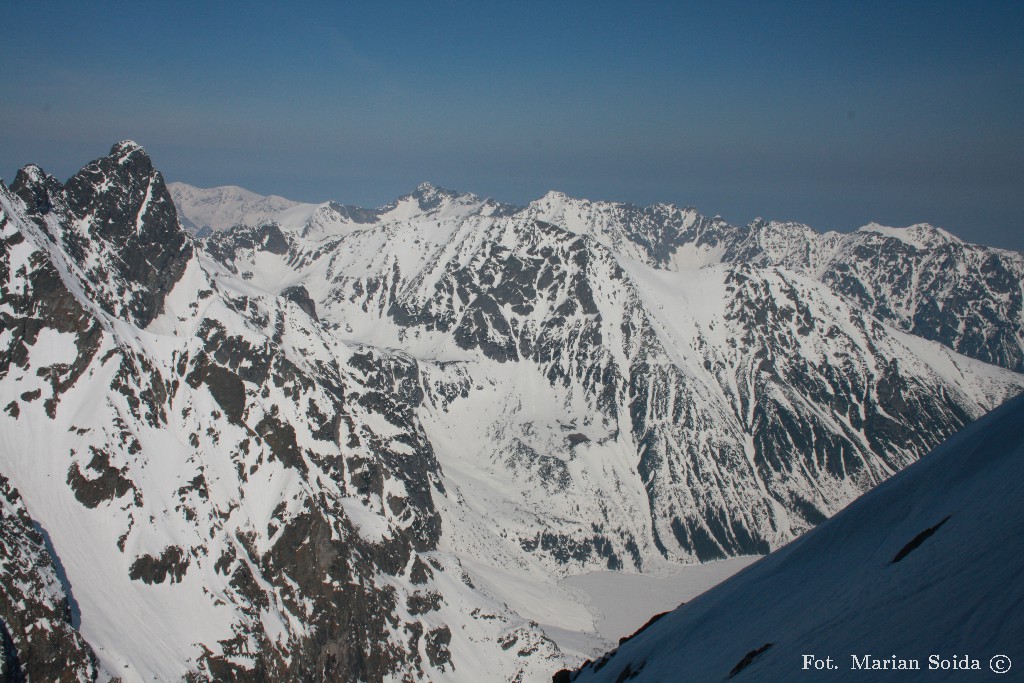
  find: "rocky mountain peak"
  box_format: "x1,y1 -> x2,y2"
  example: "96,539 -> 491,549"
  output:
111,139 -> 143,154
408,181 -> 477,208
110,139 -> 145,161
12,163 -> 47,186
530,190 -> 576,211
10,164 -> 63,216
11,144 -> 193,328
372,181 -> 496,221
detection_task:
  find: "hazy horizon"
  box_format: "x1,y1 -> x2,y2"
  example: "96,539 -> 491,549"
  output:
3,1 -> 1022,249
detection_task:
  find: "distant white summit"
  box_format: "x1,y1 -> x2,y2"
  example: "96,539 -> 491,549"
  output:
167,182 -> 314,236
857,221 -> 964,250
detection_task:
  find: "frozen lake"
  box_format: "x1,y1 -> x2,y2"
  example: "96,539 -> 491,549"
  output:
558,555 -> 761,645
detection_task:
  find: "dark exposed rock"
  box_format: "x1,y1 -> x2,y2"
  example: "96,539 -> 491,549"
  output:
409,556 -> 433,585
728,642 -> 773,678
258,224 -> 289,255
205,223 -> 291,267
129,546 -> 189,584
520,531 -> 623,569
566,432 -> 590,447
10,166 -> 62,217
0,618 -> 25,683
406,591 -> 442,615
891,516 -> 951,564
424,626 -> 453,670
194,319 -> 274,385
186,354 -> 247,424
255,410 -> 308,474
219,503 -> 440,683
504,440 -> 572,492
281,284 -> 318,321
66,447 -> 136,509
229,561 -> 269,610
325,201 -> 380,225
0,222 -> 104,419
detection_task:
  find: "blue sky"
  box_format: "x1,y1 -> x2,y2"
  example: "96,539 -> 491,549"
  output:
2,1 -> 1022,248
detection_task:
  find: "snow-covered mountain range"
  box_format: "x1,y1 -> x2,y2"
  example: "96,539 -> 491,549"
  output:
1,143 -> 1021,681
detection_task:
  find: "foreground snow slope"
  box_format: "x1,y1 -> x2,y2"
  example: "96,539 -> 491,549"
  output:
570,392 -> 1024,682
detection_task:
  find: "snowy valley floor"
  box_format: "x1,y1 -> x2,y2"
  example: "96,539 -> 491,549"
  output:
558,556 -> 760,647
455,554 -> 761,661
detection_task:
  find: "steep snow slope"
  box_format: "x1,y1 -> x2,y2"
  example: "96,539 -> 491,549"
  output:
569,391 -> 1024,682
